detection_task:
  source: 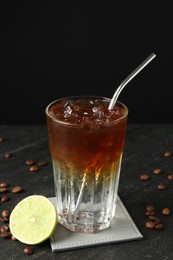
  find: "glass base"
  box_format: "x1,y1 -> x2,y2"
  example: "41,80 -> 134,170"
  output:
58,211 -> 111,233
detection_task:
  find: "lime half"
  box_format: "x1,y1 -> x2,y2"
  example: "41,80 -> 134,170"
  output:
9,195 -> 57,245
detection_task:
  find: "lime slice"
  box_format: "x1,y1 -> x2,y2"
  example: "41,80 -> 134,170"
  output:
9,195 -> 57,245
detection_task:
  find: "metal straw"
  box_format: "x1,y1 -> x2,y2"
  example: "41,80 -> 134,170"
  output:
108,53 -> 156,110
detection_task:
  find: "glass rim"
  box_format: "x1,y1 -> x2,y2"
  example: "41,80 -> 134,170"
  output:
45,95 -> 128,126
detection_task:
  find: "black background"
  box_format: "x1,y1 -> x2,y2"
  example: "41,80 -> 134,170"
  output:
1,1 -> 172,124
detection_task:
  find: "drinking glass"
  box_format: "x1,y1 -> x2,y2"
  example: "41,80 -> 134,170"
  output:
46,96 -> 128,233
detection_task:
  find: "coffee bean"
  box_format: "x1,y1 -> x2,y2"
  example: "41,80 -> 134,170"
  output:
146,204 -> 155,211
148,215 -> 158,221
1,195 -> 9,202
164,151 -> 172,157
25,159 -> 34,165
154,218 -> 161,225
11,235 -> 17,241
153,168 -> 162,175
145,221 -> 155,229
24,246 -> 34,255
0,217 -> 6,222
162,207 -> 170,215
37,160 -> 47,167
157,183 -> 167,190
0,136 -> 5,143
167,174 -> 173,181
2,210 -> 10,219
0,231 -> 11,238
140,174 -> 150,181
11,186 -> 23,193
145,210 -> 156,216
29,165 -> 39,172
155,223 -> 164,230
0,225 -> 9,233
0,187 -> 7,193
4,152 -> 12,158
0,183 -> 9,188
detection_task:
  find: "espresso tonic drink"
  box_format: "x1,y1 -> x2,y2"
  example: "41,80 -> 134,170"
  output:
46,96 -> 128,233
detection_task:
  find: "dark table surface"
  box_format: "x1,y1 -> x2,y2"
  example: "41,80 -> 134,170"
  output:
1,124 -> 173,260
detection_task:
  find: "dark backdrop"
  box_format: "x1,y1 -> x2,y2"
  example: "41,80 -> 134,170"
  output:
1,1 -> 172,124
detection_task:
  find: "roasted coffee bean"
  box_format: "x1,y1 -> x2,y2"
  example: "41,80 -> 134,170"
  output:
29,165 -> 39,172
4,152 -> 12,158
140,174 -> 150,181
37,160 -> 47,167
145,210 -> 156,216
0,183 -> 9,188
0,187 -> 7,193
162,207 -> 170,215
25,159 -> 34,165
164,151 -> 172,157
2,210 -> 10,219
1,194 -> 9,202
11,235 -> 17,241
154,218 -> 161,225
153,168 -> 162,175
0,136 -> 5,143
24,246 -> 34,255
145,221 -> 155,229
167,174 -> 173,181
0,225 -> 9,233
148,215 -> 158,221
146,204 -> 155,211
157,183 -> 167,190
0,231 -> 11,238
11,186 -> 23,193
155,223 -> 164,230
0,217 -> 6,222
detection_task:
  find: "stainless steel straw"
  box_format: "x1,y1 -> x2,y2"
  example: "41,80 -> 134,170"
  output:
108,53 -> 156,110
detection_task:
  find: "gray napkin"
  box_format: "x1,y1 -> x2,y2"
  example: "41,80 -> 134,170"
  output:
49,196 -> 143,252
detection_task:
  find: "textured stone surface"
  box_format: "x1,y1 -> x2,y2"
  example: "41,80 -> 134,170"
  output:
1,124 -> 173,259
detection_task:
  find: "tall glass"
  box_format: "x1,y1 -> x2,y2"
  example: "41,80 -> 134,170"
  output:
46,96 -> 128,233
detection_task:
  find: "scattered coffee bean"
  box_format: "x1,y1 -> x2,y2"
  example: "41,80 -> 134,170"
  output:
145,210 -> 156,216
145,221 -> 155,229
11,235 -> 17,241
140,174 -> 150,181
167,174 -> 173,181
0,231 -> 11,238
29,165 -> 39,172
37,160 -> 47,167
0,182 -> 9,188
25,159 -> 34,165
157,183 -> 167,190
162,207 -> 170,215
0,217 -> 6,222
4,152 -> 12,158
146,204 -> 155,211
0,136 -> 5,143
11,186 -> 23,193
1,194 -> 9,202
164,151 -> 172,157
2,210 -> 11,219
153,168 -> 162,175
148,215 -> 158,221
154,218 -> 161,225
155,223 -> 164,230
0,187 -> 8,193
24,246 -> 34,255
0,225 -> 9,233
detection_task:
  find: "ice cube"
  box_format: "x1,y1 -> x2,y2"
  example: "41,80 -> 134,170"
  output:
64,106 -> 72,118
92,107 -> 104,119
